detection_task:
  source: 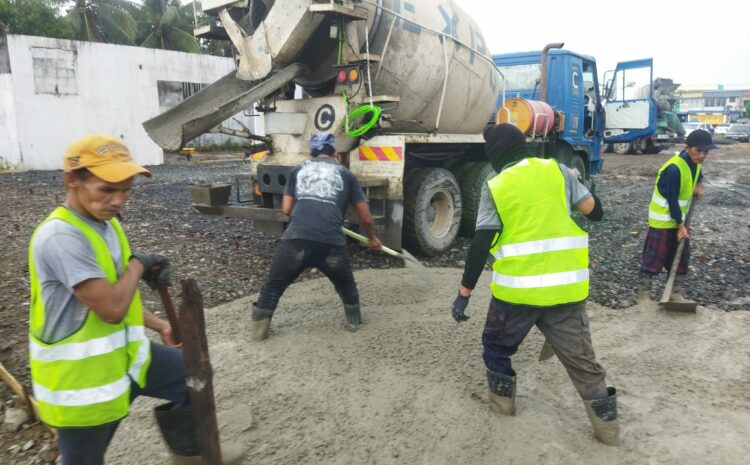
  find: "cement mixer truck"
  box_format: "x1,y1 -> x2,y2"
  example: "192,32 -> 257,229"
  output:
144,1 -> 596,255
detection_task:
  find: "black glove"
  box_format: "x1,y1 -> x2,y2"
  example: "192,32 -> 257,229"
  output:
130,253 -> 172,290
451,292 -> 470,322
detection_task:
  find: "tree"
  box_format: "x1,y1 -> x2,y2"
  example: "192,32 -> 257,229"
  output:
744,102 -> 750,119
0,0 -> 75,39
136,0 -> 200,53
64,0 -> 138,45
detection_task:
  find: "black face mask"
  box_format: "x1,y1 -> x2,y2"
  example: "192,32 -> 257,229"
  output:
487,144 -> 532,172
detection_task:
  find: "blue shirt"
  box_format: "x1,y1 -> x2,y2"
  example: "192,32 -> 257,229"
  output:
656,151 -> 703,225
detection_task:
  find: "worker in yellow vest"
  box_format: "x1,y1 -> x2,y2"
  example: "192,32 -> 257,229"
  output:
638,129 -> 712,301
28,135 -> 245,465
451,124 -> 618,445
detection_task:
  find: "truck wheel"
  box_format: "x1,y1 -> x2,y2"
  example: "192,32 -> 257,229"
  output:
567,152 -> 595,193
459,162 -> 496,235
603,143 -> 614,153
640,139 -> 660,154
404,168 -> 462,256
613,142 -> 635,154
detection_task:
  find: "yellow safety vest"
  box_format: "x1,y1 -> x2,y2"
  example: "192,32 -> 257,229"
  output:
29,207 -> 151,428
487,158 -> 589,306
648,154 -> 700,229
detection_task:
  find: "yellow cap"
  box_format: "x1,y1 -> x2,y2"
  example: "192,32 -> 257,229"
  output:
63,134 -> 151,183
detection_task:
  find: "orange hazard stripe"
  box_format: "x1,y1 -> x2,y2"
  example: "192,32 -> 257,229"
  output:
359,146 -> 403,161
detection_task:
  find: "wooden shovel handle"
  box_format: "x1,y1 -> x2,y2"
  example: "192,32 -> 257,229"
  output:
158,287 -> 182,344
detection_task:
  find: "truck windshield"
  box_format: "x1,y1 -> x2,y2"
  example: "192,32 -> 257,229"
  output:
496,63 -> 542,91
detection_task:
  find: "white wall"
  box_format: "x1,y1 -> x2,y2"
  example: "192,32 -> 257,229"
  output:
0,73 -> 22,168
4,35 -> 256,170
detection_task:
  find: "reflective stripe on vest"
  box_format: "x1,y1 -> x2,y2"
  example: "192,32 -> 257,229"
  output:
648,154 -> 700,229
487,158 -> 589,306
28,207 -> 151,428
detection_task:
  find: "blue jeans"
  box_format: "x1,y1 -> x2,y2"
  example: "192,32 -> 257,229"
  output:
57,342 -> 188,465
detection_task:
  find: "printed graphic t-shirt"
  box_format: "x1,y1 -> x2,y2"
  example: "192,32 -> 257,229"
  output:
282,157 -> 367,246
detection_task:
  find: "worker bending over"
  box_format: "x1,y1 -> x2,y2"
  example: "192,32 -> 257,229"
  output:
250,133 -> 382,341
451,124 -> 619,445
28,135 -> 244,465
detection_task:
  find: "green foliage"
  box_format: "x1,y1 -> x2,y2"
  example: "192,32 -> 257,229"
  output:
744,102 -> 750,119
0,0 -> 76,39
136,0 -> 200,53
65,0 -> 139,45
1,0 -> 231,56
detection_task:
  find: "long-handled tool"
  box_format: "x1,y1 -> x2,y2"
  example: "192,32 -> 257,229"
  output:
659,198 -> 698,313
342,227 -> 432,284
158,286 -> 182,344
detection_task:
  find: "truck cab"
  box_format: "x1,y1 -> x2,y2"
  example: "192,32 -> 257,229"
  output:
492,48 -> 605,185
602,59 -> 683,154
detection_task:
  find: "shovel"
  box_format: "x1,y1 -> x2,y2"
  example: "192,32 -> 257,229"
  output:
341,227 -> 432,284
659,198 -> 698,313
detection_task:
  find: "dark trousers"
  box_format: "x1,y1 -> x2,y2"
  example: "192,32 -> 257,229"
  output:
482,298 -> 608,400
256,239 -> 359,311
57,342 -> 187,465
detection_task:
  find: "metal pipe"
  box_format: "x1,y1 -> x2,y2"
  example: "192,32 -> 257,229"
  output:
540,42 -> 564,102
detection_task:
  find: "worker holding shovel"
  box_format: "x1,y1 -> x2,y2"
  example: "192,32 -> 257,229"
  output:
450,124 -> 619,445
638,129 -> 713,302
28,135 -> 244,465
250,133 -> 382,341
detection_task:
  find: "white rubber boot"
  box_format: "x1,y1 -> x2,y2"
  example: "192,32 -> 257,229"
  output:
583,387 -> 620,446
487,370 -> 516,416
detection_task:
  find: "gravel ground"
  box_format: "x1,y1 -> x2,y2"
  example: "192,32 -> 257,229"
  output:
1,143 -> 748,463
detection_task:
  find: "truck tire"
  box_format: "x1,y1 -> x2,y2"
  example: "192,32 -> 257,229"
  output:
640,139 -> 660,154
603,143 -> 614,153
613,142 -> 635,154
459,162 -> 496,235
404,168 -> 462,256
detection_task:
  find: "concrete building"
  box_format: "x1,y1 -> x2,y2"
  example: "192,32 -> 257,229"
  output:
0,33 -> 257,170
676,86 -> 750,124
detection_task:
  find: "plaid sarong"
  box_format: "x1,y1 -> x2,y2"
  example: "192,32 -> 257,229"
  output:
640,227 -> 690,275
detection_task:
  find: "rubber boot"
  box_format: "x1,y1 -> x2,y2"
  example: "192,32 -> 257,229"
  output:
343,303 -> 362,331
487,369 -> 516,416
636,273 -> 653,302
154,403 -> 247,465
250,303 -> 273,342
583,387 -> 620,446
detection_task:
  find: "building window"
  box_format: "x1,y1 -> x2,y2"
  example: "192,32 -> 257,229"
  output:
31,47 -> 77,95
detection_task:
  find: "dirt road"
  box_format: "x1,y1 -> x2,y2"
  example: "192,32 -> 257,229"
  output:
107,268 -> 750,465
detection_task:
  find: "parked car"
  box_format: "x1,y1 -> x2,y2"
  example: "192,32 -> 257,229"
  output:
726,124 -> 750,142
714,124 -> 730,135
683,122 -> 714,138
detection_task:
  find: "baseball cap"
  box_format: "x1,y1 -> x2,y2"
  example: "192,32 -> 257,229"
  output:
685,129 -> 717,151
63,134 -> 151,182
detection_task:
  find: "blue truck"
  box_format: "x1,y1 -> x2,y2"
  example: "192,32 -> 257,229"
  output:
492,44 -> 606,191
601,59 -> 685,154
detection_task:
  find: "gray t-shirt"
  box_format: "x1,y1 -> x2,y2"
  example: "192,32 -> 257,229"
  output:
282,157 -> 367,246
476,162 -> 592,230
32,207 -> 123,344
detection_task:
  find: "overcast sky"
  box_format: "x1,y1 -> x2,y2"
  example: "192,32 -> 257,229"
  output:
458,0 -> 750,90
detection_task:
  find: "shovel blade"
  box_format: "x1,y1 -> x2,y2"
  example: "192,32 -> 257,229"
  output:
401,249 -> 432,284
659,301 -> 698,313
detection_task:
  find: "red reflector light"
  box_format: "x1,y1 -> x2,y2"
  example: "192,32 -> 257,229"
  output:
337,70 -> 347,83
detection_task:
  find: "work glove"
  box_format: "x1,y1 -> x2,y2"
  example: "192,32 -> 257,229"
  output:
451,292 -> 470,322
130,252 -> 172,290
